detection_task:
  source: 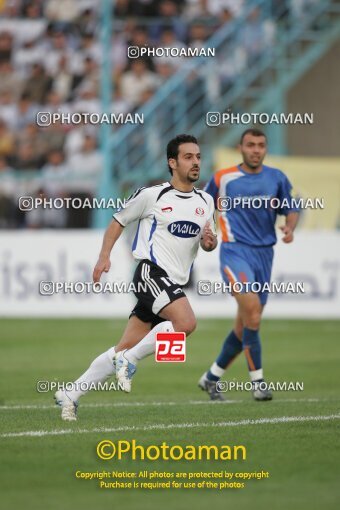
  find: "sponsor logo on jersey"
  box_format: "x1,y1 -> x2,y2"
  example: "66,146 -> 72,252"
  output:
195,207 -> 205,216
162,206 -> 173,213
168,221 -> 201,238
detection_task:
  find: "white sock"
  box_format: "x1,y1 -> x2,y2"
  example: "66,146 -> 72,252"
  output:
249,368 -> 263,382
125,321 -> 174,364
208,362 -> 225,378
66,346 -> 116,401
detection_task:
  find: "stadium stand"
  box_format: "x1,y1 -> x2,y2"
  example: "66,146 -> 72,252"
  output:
0,0 -> 338,228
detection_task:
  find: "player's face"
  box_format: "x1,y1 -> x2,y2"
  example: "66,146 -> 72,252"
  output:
239,134 -> 267,169
171,143 -> 201,182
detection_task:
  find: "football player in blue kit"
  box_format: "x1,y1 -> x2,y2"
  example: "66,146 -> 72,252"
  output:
199,128 -> 300,401
55,134 -> 217,420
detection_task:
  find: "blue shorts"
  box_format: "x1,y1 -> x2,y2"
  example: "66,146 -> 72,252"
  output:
220,242 -> 274,305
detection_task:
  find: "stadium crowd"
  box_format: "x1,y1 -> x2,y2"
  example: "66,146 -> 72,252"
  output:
0,0 -> 317,228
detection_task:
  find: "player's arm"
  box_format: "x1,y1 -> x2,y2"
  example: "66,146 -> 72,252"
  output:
93,219 -> 124,283
200,195 -> 218,251
280,212 -> 299,243
278,173 -> 300,243
93,187 -> 151,283
200,222 -> 217,251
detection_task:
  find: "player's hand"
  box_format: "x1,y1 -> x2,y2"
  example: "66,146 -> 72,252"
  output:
200,222 -> 217,251
93,257 -> 111,284
279,225 -> 294,243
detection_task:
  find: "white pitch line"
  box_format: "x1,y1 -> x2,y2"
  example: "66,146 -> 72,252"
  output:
0,397 -> 327,411
0,400 -> 239,410
1,414 -> 339,439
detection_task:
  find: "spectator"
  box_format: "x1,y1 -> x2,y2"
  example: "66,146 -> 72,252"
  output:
15,122 -> 46,162
205,0 -> 244,18
138,88 -> 156,108
0,61 -> 23,100
120,59 -> 158,108
11,93 -> 39,131
44,0 -> 79,23
111,85 -> 132,117
128,26 -> 149,49
22,1 -> 44,18
155,27 -> 187,68
0,91 -> 17,129
290,0 -> 319,21
217,43 -> 246,94
64,118 -> 95,157
51,54 -> 75,102
187,23 -> 211,48
10,13 -> 46,46
138,0 -> 162,17
0,1 -> 21,18
72,85 -> 101,114
0,118 -> 15,158
67,135 -> 101,192
154,62 -> 175,84
74,56 -> 100,98
0,31 -> 13,63
41,149 -> 68,196
127,27 -> 154,71
22,63 -> 52,104
111,31 -> 128,77
40,119 -> 67,153
43,31 -> 78,76
11,141 -> 43,171
77,32 -> 101,63
184,0 -> 218,21
240,7 -> 275,61
21,187 -> 46,229
217,7 -> 235,28
34,149 -> 69,228
159,0 -> 184,18
44,90 -> 70,113
0,156 -> 16,228
75,7 -> 97,35
114,0 -> 138,17
13,38 -> 46,73
67,135 -> 102,228
150,1 -> 187,41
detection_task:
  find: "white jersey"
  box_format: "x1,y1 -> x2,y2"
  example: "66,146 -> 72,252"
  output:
114,182 -> 216,285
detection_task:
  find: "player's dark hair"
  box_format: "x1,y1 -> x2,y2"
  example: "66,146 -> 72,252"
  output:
167,134 -> 198,174
240,128 -> 267,144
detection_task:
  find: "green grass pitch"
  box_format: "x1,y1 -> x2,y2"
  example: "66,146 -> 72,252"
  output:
0,318 -> 339,510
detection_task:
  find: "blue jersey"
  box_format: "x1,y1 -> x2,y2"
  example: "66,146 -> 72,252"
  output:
205,164 -> 298,247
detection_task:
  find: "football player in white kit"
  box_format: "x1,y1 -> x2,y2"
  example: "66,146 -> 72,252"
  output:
55,134 -> 217,421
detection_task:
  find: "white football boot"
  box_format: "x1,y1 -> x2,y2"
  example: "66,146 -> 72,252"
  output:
115,350 -> 137,393
54,389 -> 78,421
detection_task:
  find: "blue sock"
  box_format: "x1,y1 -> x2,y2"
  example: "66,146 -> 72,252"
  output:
242,327 -> 262,375
207,330 -> 242,381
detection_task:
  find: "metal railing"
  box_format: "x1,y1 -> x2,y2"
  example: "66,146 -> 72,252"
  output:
107,0 -> 340,197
